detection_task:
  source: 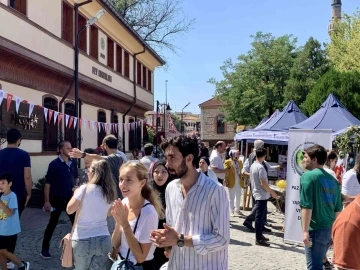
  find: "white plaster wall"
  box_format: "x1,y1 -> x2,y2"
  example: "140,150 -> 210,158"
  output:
98,30 -> 107,66
31,155 -> 57,183
0,0 -> 7,5
28,0 -> 62,37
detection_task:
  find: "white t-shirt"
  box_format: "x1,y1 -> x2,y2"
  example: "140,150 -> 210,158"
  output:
342,169 -> 360,196
119,198 -> 158,264
72,184 -> 112,240
210,151 -> 225,179
324,167 -> 337,180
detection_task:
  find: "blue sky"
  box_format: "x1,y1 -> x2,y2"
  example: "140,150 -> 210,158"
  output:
153,0 -> 358,114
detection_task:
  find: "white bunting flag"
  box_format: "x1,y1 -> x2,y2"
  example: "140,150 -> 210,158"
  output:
29,103 -> 34,117
54,111 -> 59,124
74,117 -> 78,128
44,108 -> 49,122
97,122 -> 101,132
83,119 -> 87,131
15,96 -> 22,113
65,114 -> 70,127
91,121 -> 95,131
0,90 -> 4,106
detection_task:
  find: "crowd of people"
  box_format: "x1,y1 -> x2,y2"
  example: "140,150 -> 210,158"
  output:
0,128 -> 360,270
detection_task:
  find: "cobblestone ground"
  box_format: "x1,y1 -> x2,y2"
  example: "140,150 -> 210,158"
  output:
13,206 -> 308,270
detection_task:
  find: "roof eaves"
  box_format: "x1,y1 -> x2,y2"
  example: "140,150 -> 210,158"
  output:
99,0 -> 166,66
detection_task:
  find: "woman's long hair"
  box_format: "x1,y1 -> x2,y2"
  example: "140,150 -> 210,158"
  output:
325,150 -> 337,168
88,160 -> 117,204
354,154 -> 360,184
120,161 -> 165,219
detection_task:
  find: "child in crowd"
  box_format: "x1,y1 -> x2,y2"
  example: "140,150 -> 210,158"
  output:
159,246 -> 172,270
0,173 -> 30,270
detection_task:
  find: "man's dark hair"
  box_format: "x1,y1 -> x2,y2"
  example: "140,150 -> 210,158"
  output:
0,173 -> 12,184
7,128 -> 21,144
58,140 -> 70,150
304,144 -> 327,165
84,148 -> 99,155
160,135 -> 199,166
144,143 -> 154,156
103,135 -> 118,149
256,147 -> 267,159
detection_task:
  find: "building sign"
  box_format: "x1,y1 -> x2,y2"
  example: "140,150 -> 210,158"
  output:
11,112 -> 39,130
92,67 -> 112,82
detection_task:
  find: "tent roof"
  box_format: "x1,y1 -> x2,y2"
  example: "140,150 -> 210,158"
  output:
255,109 -> 281,129
291,93 -> 360,131
256,101 -> 307,131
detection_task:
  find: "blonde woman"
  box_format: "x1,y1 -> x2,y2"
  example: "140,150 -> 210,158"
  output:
66,160 -> 116,270
224,150 -> 243,216
111,162 -> 164,270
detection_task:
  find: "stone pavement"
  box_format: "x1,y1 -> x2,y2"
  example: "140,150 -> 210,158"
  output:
13,206 -> 307,270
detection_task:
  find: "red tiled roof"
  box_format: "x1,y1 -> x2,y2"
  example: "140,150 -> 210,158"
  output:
198,98 -> 223,107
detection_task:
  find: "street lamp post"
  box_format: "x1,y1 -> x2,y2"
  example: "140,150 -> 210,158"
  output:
181,102 -> 191,134
165,80 -> 168,106
74,5 -> 105,147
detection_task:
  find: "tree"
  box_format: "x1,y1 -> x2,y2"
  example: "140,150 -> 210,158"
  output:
111,0 -> 195,54
284,37 -> 328,106
327,10 -> 360,72
209,32 -> 297,125
170,113 -> 182,132
301,69 -> 360,118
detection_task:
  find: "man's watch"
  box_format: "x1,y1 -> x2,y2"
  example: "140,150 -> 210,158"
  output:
81,152 -> 86,158
177,234 -> 184,247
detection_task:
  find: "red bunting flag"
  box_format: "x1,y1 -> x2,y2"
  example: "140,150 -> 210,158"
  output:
79,118 -> 83,130
48,110 -> 53,123
58,113 -> 63,124
68,116 -> 74,128
6,93 -> 13,112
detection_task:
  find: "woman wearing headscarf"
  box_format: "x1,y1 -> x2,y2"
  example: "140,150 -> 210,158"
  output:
151,160 -> 173,270
198,156 -> 218,183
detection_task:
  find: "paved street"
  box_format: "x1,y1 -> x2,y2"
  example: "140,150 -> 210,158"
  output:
14,204 -> 307,270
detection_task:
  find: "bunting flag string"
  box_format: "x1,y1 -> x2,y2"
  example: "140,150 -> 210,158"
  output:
0,89 -> 177,134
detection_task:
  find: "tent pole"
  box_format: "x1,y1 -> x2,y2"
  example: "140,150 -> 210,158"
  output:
245,140 -> 248,158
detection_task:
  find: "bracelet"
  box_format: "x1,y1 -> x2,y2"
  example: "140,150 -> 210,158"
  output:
123,224 -> 131,231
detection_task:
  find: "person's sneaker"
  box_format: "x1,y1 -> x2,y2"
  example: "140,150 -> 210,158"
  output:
243,221 -> 255,232
263,226 -> 272,233
255,239 -> 270,247
18,261 -> 30,270
40,250 -> 51,259
262,235 -> 269,241
7,261 -> 15,269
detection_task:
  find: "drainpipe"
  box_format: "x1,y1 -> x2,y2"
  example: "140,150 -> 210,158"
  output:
122,47 -> 146,151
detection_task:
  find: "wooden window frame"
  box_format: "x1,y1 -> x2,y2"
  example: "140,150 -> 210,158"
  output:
137,61 -> 142,85
61,0 -> 73,45
215,114 -> 226,134
124,51 -> 130,78
97,110 -> 107,147
42,95 -> 59,152
90,25 -> 99,60
77,13 -> 87,53
142,65 -> 147,89
107,37 -> 115,69
147,70 -> 152,92
116,45 -> 123,75
8,0 -> 27,16
64,102 -> 76,147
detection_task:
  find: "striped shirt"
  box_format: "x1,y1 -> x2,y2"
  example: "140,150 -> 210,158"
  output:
165,172 -> 230,270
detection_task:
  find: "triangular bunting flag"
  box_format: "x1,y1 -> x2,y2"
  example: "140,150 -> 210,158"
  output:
54,111 -> 59,124
115,124 -> 118,133
15,96 -> 22,113
102,123 -> 105,131
48,110 -> 53,123
29,103 -> 34,117
44,108 -> 48,122
79,118 -> 82,130
91,121 -> 95,131
6,93 -> 13,112
65,114 -> 70,127
73,117 -> 78,128
0,90 -> 4,106
58,113 -> 63,124
68,116 -> 74,128
97,122 -> 101,132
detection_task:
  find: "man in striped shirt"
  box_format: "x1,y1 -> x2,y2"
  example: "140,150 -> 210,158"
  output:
150,135 -> 230,270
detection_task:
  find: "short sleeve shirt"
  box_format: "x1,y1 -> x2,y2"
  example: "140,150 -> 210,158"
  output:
300,168 -> 343,230
250,161 -> 269,200
104,154 -> 123,184
210,151 -> 225,179
0,192 -> 21,236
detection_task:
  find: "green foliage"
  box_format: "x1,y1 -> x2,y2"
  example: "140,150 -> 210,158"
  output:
335,126 -> 360,158
34,177 -> 46,190
146,126 -> 155,143
301,69 -> 360,118
327,10 -> 360,73
170,113 -> 182,132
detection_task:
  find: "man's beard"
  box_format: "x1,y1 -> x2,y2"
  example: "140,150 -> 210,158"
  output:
168,159 -> 188,179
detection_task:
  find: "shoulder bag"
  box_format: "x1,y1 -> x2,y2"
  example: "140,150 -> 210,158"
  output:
60,185 -> 87,268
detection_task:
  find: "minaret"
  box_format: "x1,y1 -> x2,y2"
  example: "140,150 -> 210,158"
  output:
328,0 -> 342,33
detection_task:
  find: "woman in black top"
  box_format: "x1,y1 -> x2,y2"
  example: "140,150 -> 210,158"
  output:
151,160 -> 172,270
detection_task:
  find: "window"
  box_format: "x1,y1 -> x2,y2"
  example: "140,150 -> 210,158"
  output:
97,111 -> 106,147
142,66 -> 147,88
137,61 -> 142,85
9,0 -> 26,15
107,38 -> 114,69
112,114 -> 119,139
116,45 -> 122,74
78,14 -> 87,52
124,51 -> 130,78
64,103 -> 75,147
148,70 -> 152,92
43,97 -> 58,151
216,115 -> 225,134
62,1 -> 73,44
90,25 -> 98,59
129,118 -> 135,150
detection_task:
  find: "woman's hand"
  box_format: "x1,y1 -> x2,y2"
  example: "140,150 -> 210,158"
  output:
111,199 -> 129,227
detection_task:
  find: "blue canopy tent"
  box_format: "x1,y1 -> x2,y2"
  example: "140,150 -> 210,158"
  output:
255,109 -> 281,129
291,93 -> 360,131
256,100 -> 308,131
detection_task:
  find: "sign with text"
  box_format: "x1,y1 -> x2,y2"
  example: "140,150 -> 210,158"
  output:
284,129 -> 332,244
92,67 -> 112,82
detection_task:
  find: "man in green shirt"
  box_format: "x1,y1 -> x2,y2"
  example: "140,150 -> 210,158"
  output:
300,144 -> 342,270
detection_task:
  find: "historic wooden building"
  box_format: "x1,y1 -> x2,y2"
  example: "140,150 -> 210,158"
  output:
0,0 -> 164,181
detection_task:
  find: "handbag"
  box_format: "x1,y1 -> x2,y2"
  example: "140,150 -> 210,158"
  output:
60,185 -> 87,268
110,203 -> 151,270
